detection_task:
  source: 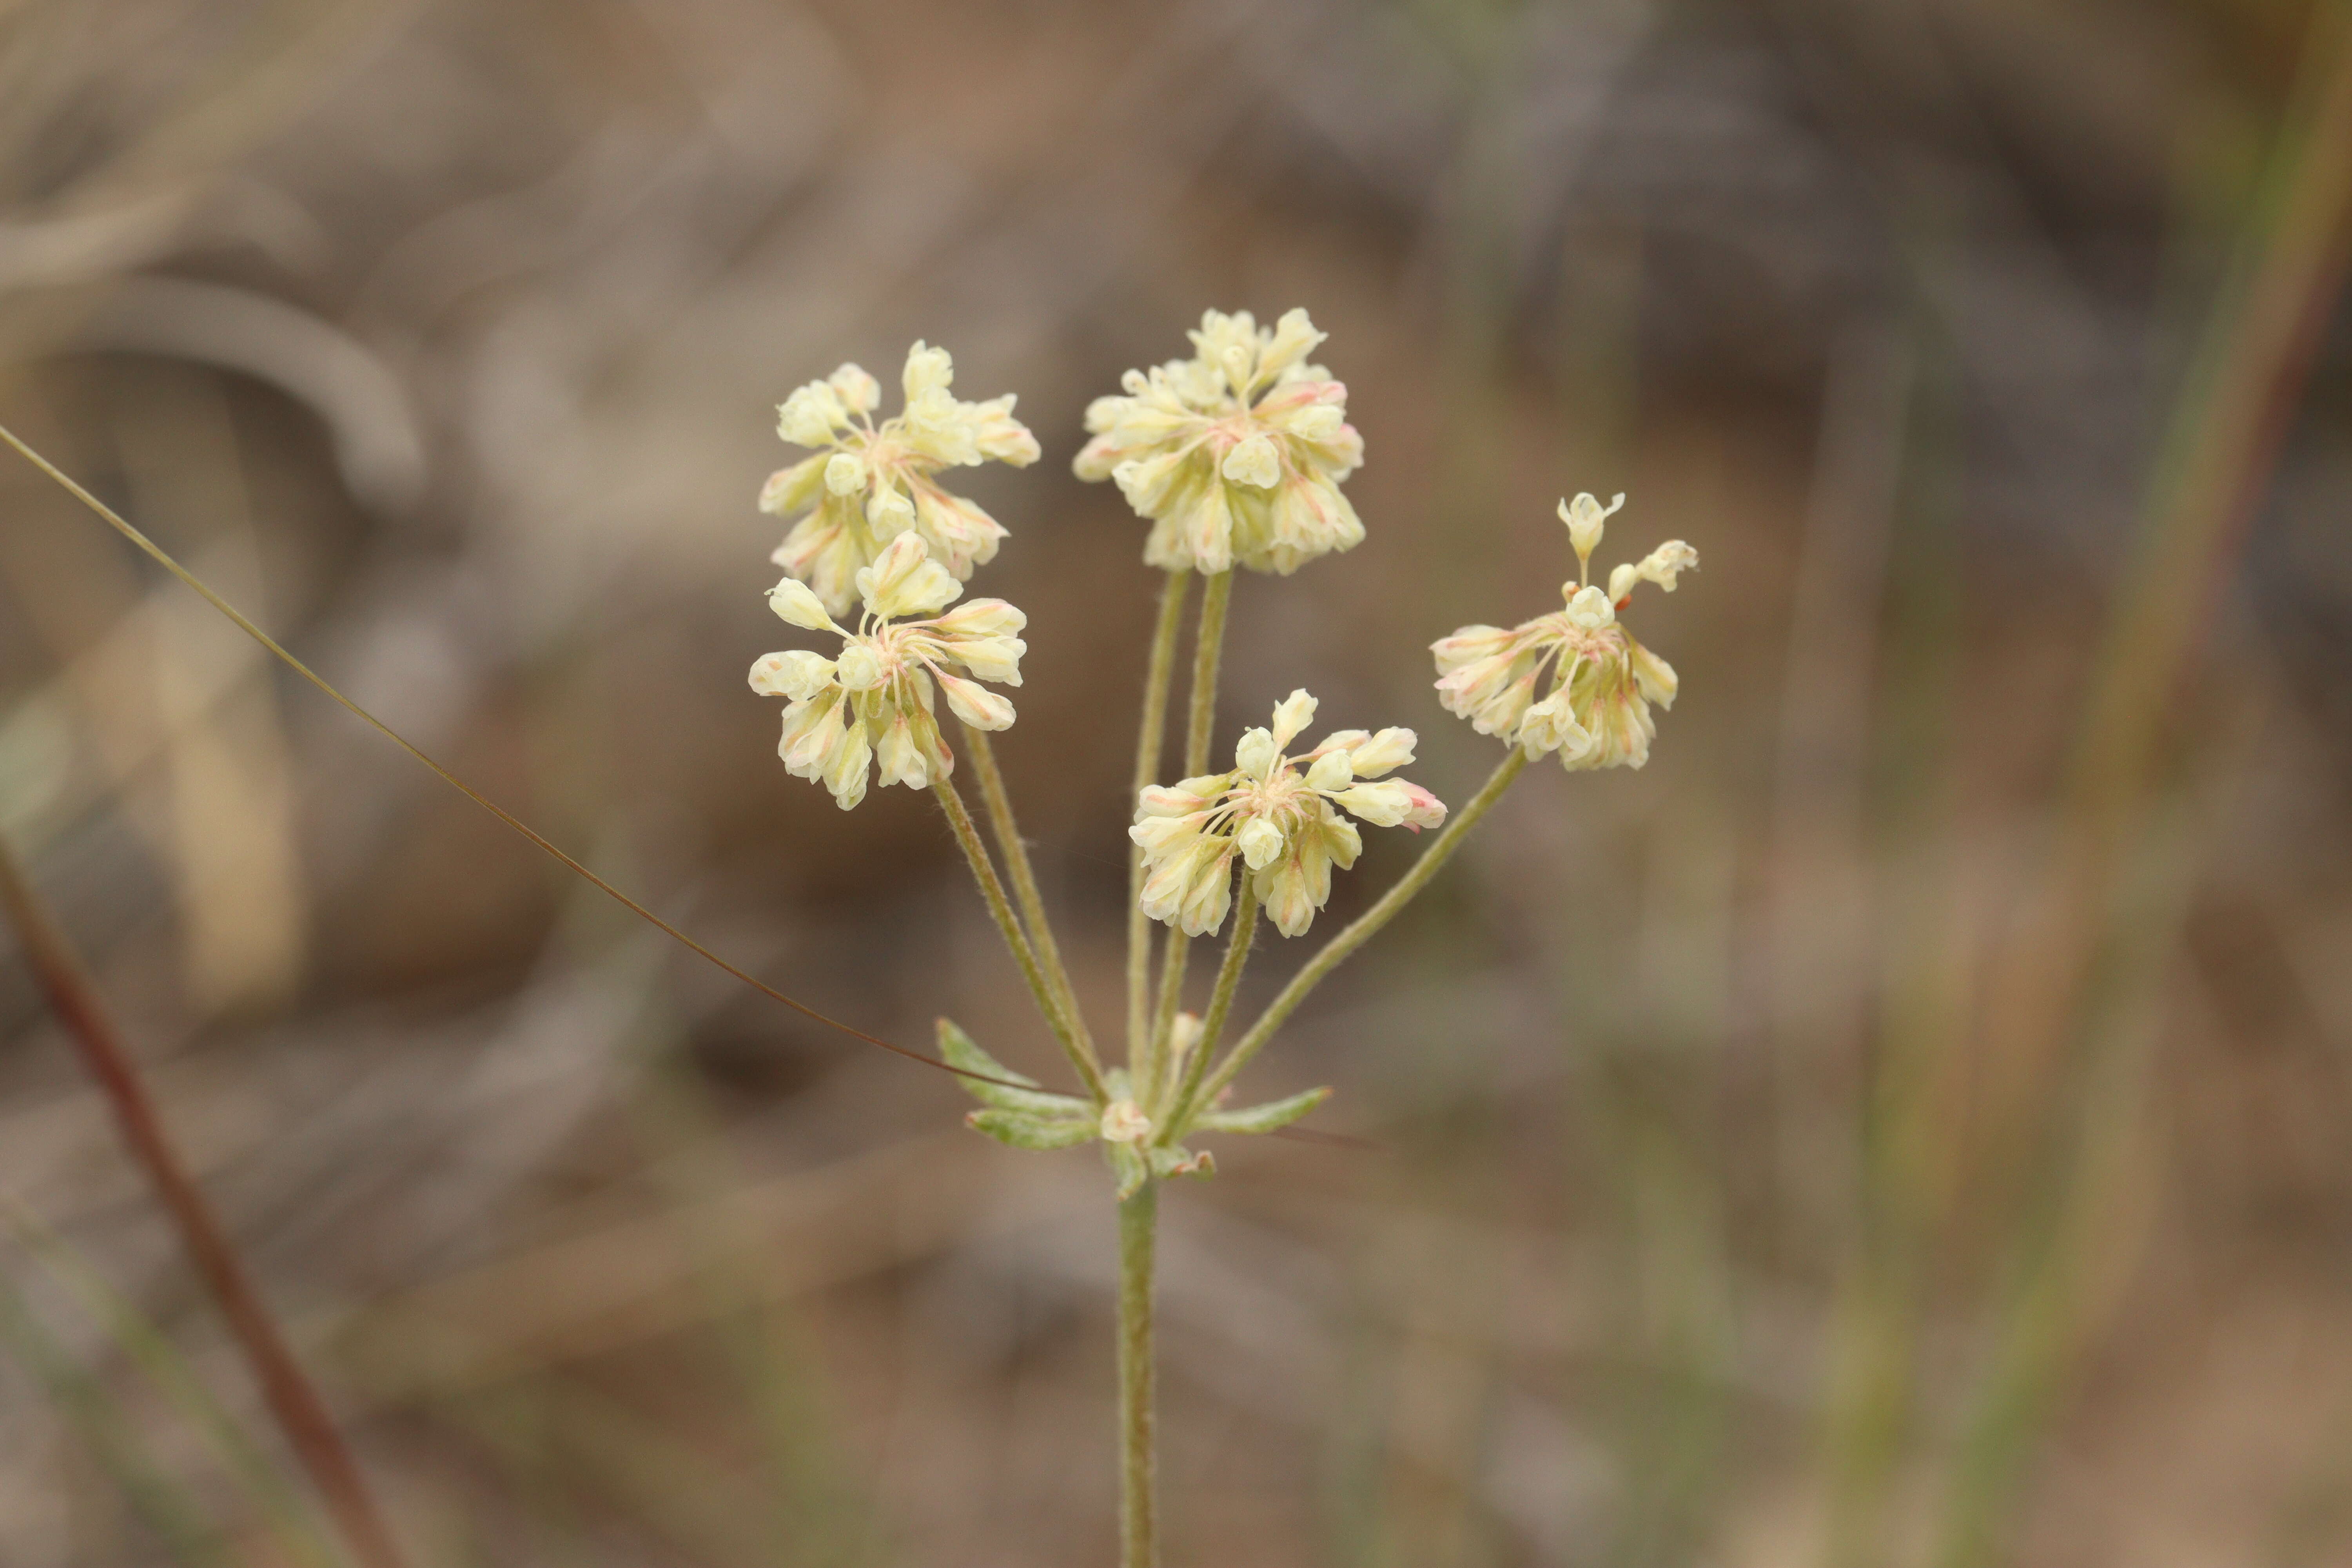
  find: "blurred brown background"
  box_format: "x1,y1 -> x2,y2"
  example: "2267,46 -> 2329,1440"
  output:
3,0 -> 2351,1563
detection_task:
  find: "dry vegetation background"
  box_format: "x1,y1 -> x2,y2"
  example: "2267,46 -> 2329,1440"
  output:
2,0 -> 2350,1564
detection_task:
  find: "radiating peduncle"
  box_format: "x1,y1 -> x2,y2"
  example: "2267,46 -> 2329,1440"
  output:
1127,572 -> 1193,1060
964,723 -> 1100,1084
1173,749 -> 1526,1132
932,775 -> 1106,1102
1143,568 -> 1232,1092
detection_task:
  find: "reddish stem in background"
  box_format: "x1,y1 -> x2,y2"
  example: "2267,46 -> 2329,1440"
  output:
0,837 -> 412,1568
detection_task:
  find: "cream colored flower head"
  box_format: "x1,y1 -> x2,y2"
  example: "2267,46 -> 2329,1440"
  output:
1432,494 -> 1696,772
1130,690 -> 1445,938
761,343 -> 1041,617
1074,308 -> 1364,576
750,533 -> 1028,809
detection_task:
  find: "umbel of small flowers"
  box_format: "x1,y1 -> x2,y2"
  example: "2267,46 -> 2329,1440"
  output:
1073,308 -> 1365,575
1432,493 -> 1698,771
762,342 -> 1040,616
1130,690 -> 1446,938
750,532 -> 1027,810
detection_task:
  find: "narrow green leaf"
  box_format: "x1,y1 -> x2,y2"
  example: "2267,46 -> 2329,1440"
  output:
1107,1140 -> 1150,1201
1194,1085 -> 1333,1136
938,1018 -> 1089,1116
964,1108 -> 1098,1151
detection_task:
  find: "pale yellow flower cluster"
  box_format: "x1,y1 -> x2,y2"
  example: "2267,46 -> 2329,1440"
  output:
1073,309 -> 1365,575
1432,495 -> 1697,771
762,343 -> 1040,617
750,533 -> 1027,809
1130,691 -> 1445,938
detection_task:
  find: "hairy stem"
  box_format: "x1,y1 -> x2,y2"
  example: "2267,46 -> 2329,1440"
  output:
962,724 -> 1100,1084
933,776 -> 1106,1102
1180,750 -> 1528,1124
1182,570 -> 1234,776
1163,894 -> 1256,1132
1144,572 -> 1236,1080
1117,1181 -> 1160,1568
0,836 -> 412,1568
1127,572 -> 1192,1064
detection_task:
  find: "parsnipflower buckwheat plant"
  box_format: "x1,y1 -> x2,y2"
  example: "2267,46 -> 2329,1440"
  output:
748,325 -> 1697,1568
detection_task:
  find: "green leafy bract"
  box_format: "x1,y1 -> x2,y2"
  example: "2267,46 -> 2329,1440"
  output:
1192,1085 -> 1331,1136
965,1108 -> 1098,1150
939,1017 -> 1090,1117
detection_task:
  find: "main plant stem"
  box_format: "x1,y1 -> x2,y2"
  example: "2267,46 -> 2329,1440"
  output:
1119,570 -> 1230,1566
933,776 -> 1106,1102
1117,1180 -> 1160,1568
1144,572 -> 1235,1083
0,836 -> 412,1568
962,724 -> 1101,1085
1179,750 -> 1529,1126
1127,573 -> 1193,1060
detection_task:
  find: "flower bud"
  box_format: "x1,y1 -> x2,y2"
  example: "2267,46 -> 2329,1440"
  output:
1220,433 -> 1281,489
748,649 -> 835,701
1234,727 -> 1278,780
902,341 -> 954,401
857,531 -> 962,620
834,642 -> 885,691
1304,750 -> 1353,791
828,362 -> 880,413
1331,780 -> 1410,827
865,483 -> 915,530
768,576 -> 837,631
1565,584 -> 1616,630
1237,815 -> 1287,870
1346,727 -> 1416,777
935,670 -> 1014,730
778,381 -> 849,446
1269,688 -> 1318,749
